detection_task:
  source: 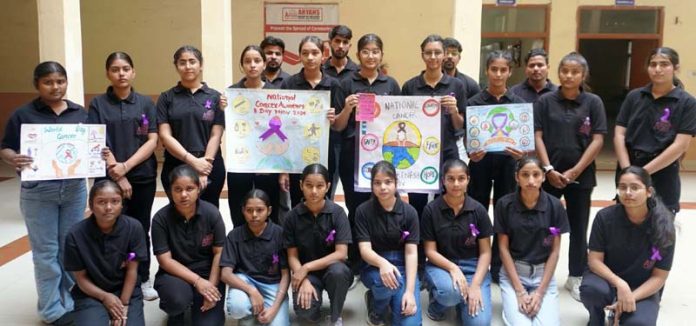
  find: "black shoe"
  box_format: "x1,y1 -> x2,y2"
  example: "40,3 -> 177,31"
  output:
364,290 -> 385,326
166,312 -> 186,326
426,291 -> 446,321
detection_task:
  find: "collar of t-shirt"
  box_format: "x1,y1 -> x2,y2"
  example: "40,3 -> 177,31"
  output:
639,83 -> 681,100
414,71 -> 453,90
524,79 -> 555,93
322,57 -> 359,73
241,222 -> 276,242
106,86 -> 136,104
481,89 -> 516,103
296,200 -> 334,218
554,88 -> 587,105
87,214 -> 127,240
616,204 -> 653,231
350,70 -> 389,84
168,200 -> 205,223
372,196 -> 405,216
172,82 -> 215,95
435,195 -> 477,219
229,78 -> 276,89
513,189 -> 549,213
32,97 -> 82,114
291,68 -> 335,89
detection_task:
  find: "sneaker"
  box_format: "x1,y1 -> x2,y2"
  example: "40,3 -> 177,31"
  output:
141,279 -> 159,301
364,290 -> 385,326
348,275 -> 360,290
332,317 -> 343,326
426,292 -> 446,321
565,276 -> 582,302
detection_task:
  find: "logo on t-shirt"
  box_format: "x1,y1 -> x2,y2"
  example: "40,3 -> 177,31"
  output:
653,108 -> 672,133
268,253 -> 280,275
578,116 -> 591,136
643,246 -> 662,270
201,233 -> 214,247
543,227 -> 561,247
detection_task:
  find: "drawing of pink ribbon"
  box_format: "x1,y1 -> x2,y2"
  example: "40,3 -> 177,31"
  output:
401,230 -> 410,241
325,229 -> 336,244
259,116 -> 288,142
660,108 -> 670,122
650,246 -> 662,261
272,253 -> 279,265
127,252 -> 136,261
549,227 -> 560,236
204,99 -> 212,109
469,223 -> 480,237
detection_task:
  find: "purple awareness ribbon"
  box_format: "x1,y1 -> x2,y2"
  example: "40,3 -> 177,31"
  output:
469,223 -> 480,237
401,231 -> 410,241
204,99 -> 212,109
650,246 -> 662,261
127,252 -> 136,261
259,117 -> 288,142
325,229 -> 336,244
549,227 -> 560,236
272,253 -> 279,265
660,108 -> 671,122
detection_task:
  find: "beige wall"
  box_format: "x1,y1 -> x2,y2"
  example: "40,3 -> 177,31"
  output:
80,0 -> 202,95
0,0 -> 39,92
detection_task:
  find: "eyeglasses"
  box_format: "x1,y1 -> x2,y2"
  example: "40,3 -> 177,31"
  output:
422,50 -> 444,58
616,184 -> 646,194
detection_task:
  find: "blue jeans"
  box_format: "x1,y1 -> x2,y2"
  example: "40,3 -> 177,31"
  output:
499,261 -> 560,326
20,179 -> 87,323
424,259 -> 492,325
360,251 -> 422,326
226,273 -> 289,326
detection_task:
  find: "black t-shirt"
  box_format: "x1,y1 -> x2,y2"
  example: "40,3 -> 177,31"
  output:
588,204 -> 675,289
64,215 -> 147,298
510,79 -> 558,103
453,70 -> 482,99
283,200 -> 352,270
229,78 -> 279,90
534,90 -> 607,187
262,70 -> 291,88
421,196 -> 493,260
156,83 -> 224,157
2,98 -> 87,152
220,222 -> 287,284
616,84 -> 696,156
335,71 -> 401,139
88,87 -> 157,182
151,200 -> 226,276
401,73 -> 467,161
494,190 -> 570,264
322,57 -> 360,81
354,197 -> 420,253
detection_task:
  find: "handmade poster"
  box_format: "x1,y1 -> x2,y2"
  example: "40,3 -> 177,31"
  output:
466,103 -> 534,153
356,96 -> 442,193
225,88 -> 330,173
20,124 -> 106,181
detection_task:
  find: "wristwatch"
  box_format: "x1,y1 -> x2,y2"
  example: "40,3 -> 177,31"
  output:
543,165 -> 554,174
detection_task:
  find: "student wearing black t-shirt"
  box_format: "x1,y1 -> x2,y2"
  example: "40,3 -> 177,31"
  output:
355,161 -> 421,326
614,47 -> 696,214
581,166 -> 675,326
510,48 -> 558,103
64,180 -> 147,326
495,158 -> 569,325
260,36 -> 291,88
422,159 -> 493,324
88,52 -> 159,301
442,37 -> 481,99
284,164 -> 352,325
151,165 -> 226,325
221,189 -> 289,326
157,45 -> 225,208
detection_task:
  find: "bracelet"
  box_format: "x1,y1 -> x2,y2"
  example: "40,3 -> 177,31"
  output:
193,276 -> 201,288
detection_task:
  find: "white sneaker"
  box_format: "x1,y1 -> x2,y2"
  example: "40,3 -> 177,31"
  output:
141,279 -> 159,301
565,276 -> 582,302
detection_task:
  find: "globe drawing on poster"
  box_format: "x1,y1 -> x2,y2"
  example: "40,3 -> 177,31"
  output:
466,103 -> 534,153
356,96 -> 442,193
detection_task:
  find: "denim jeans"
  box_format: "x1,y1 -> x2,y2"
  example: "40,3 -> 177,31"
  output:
499,261 -> 560,326
360,251 -> 422,326
226,273 -> 290,326
73,288 -> 144,326
20,179 -> 87,323
424,259 -> 492,325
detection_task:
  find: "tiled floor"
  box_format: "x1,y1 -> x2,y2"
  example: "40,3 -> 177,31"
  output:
0,165 -> 694,325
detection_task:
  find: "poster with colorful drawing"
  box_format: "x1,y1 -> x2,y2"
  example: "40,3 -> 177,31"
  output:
225,88 -> 330,173
356,96 -> 442,193
466,103 -> 534,153
20,124 -> 106,181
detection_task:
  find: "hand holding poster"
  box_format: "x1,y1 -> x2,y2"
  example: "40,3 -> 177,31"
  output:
20,124 -> 106,181
356,96 -> 442,193
225,88 -> 330,173
466,103 -> 534,153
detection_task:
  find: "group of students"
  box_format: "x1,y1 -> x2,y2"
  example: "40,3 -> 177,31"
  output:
0,23 -> 690,326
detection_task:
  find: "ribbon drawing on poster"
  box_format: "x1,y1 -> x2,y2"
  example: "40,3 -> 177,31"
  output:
356,96 -> 442,193
20,124 -> 106,181
225,88 -> 330,173
466,103 -> 534,153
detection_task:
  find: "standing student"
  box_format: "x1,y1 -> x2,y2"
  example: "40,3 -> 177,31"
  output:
0,61 -> 87,324
401,34 -> 467,216
88,52 -> 159,300
581,166 -> 675,326
284,164 -> 353,325
279,36 -> 338,208
334,33 -> 401,272
222,189 -> 290,326
260,36 -> 292,88
614,47 -> 696,214
322,25 -> 360,81
151,165 -> 226,325
226,45 -> 281,227
510,48 -> 558,103
355,161 -> 421,326
443,37 -> 481,99
495,157 -> 569,326
157,45 -> 225,208
535,52 -> 607,301
422,159 -> 493,325
64,180 -> 147,326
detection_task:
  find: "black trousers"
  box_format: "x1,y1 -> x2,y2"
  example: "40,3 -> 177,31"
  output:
154,272 -> 225,326
545,184 -> 593,277
580,271 -> 661,326
226,172 -> 280,227
289,138 -> 337,207
293,262 -> 353,323
160,153 -> 225,208
73,289 -> 145,326
125,180 -> 156,282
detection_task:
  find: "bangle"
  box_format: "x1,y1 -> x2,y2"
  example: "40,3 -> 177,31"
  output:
193,276 -> 201,288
